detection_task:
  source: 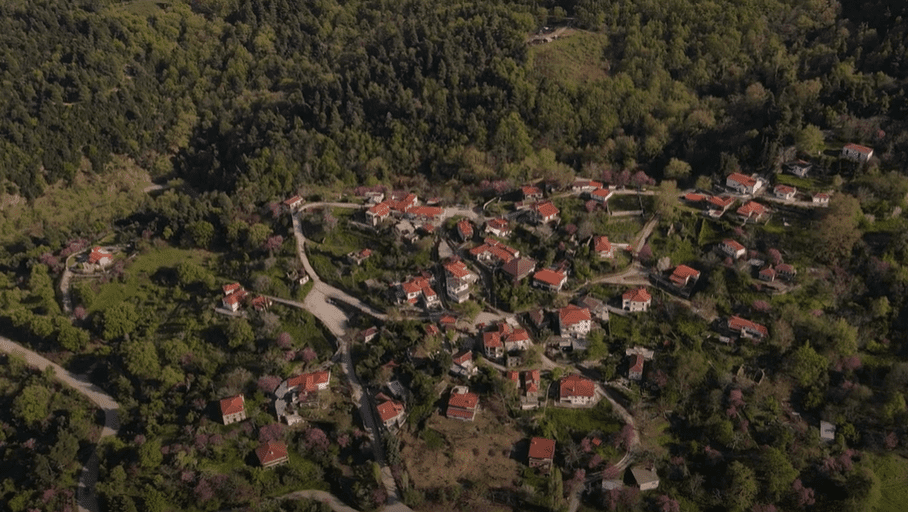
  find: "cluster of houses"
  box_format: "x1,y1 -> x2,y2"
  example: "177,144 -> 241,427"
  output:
79,246 -> 115,272
221,283 -> 272,313
365,191 -> 445,228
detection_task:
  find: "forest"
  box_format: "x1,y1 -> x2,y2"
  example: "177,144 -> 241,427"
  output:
3,0 -> 908,511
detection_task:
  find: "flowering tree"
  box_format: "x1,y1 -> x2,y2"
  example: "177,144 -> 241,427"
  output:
300,347 -> 317,363
657,495 -> 680,512
276,332 -> 292,349
258,423 -> 286,443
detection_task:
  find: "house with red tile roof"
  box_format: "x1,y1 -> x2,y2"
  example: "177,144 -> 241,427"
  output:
528,437 -> 556,472
776,263 -> 797,280
347,248 -> 372,265
404,205 -> 444,223
256,441 -> 289,468
531,200 -> 560,224
502,257 -> 536,282
446,386 -> 479,421
707,195 -> 736,211
220,394 -> 247,425
669,265 -> 700,288
222,288 -> 248,312
456,218 -> 474,242
622,288 -> 652,312
841,143 -> 873,162
573,179 -> 603,193
399,275 -> 439,307
728,316 -> 768,339
287,370 -> 331,400
84,246 -> 114,271
719,239 -> 746,259
533,268 -> 567,292
726,173 -> 763,195
484,218 -> 512,237
629,354 -> 645,381
559,374 -> 596,406
559,305 -> 592,338
444,259 -> 478,303
391,192 -> 419,212
250,295 -> 272,311
223,283 -> 243,296
773,184 -> 797,200
366,201 -> 392,226
520,369 -> 541,409
503,328 -> 531,352
590,188 -> 613,204
683,193 -> 707,204
376,393 -> 406,429
758,267 -> 776,282
451,350 -> 476,377
283,195 -> 304,212
469,238 -> 520,267
522,185 -> 543,200
737,201 -> 768,222
594,236 -> 614,258
812,193 -> 830,205
483,331 -> 504,359
361,327 -> 379,343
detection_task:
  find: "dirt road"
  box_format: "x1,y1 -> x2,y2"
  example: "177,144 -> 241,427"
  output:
0,336 -> 120,512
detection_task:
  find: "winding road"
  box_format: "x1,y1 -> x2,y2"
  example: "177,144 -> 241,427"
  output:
0,336 -> 120,512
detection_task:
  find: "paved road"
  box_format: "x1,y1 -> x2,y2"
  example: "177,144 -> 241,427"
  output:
287,206 -> 411,511
0,336 -> 120,512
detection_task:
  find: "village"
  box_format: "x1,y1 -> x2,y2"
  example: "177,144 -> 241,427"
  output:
201,143 -> 874,510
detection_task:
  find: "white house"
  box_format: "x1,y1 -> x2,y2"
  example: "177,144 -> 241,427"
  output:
559,374 -> 595,406
594,236 -> 613,258
622,288 -> 652,312
533,269 -> 567,292
841,143 -> 873,162
812,193 -> 830,205
773,184 -> 797,200
726,173 -> 763,195
719,239 -> 746,259
558,305 -> 592,338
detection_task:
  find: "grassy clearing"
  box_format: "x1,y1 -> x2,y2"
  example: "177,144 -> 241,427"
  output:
529,30 -> 610,88
543,399 -> 621,444
89,245 -> 212,313
871,453 -> 908,512
0,158 -> 152,245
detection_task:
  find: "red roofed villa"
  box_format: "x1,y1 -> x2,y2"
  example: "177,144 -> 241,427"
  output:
558,305 -> 592,338
726,172 -> 763,195
737,201 -> 768,222
669,265 -> 700,288
560,374 -> 596,406
447,386 -> 480,421
622,288 -> 652,312
256,441 -> 289,468
528,437 -> 556,472
728,315 -> 768,339
841,143 -> 873,162
220,394 -> 246,425
532,200 -> 561,224
594,236 -> 614,258
533,268 -> 567,292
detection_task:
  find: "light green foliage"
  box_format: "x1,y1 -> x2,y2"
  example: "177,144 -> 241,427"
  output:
120,340 -> 161,381
13,384 -> 53,426
100,302 -> 139,340
727,461 -> 758,512
186,220 -> 215,249
795,124 -> 825,155
759,447 -> 798,500
789,342 -> 828,388
664,158 -> 692,180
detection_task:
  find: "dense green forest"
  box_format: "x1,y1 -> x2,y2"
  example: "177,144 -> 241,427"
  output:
2,0 -> 907,203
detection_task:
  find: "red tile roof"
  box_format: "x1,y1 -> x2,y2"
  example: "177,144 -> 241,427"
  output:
377,399 -> 405,423
283,195 -> 303,206
774,184 -> 796,194
406,205 -> 444,218
223,283 -> 243,295
440,315 -> 457,326
486,218 -> 510,232
559,305 -> 591,326
446,407 -> 477,420
708,196 -> 735,208
255,441 -> 288,466
622,288 -> 651,303
590,188 -> 612,201
368,202 -> 391,217
722,239 -> 745,252
453,350 -> 472,365
529,437 -> 556,460
594,236 -> 611,254
507,371 -> 520,383
287,370 -> 330,392
670,265 -> 700,286
522,185 -> 542,197
533,201 -> 560,219
684,193 -> 707,203
737,201 -> 767,217
220,394 -> 245,416
776,263 -> 796,274
728,172 -> 757,187
457,218 -> 473,238
502,257 -> 536,278
444,260 -> 473,279
88,247 -> 110,264
728,315 -> 768,337
560,374 -> 595,398
448,391 -> 479,409
534,269 -> 567,287
630,354 -> 645,374
223,290 -> 247,306
844,143 -> 873,154
483,332 -> 503,348
426,324 -> 440,336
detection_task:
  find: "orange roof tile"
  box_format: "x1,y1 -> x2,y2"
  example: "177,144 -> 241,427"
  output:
560,374 -> 595,398
448,391 -> 479,409
559,305 -> 591,326
219,394 -> 245,416
377,399 -> 405,423
529,437 -> 556,460
255,441 -> 288,466
728,172 -> 757,187
622,288 -> 651,303
534,269 -> 566,287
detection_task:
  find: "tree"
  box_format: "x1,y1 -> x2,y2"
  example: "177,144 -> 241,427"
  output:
13,384 -> 53,425
247,223 -> 272,252
120,340 -> 162,380
654,180 -> 680,222
186,220 -> 215,248
663,158 -> 691,181
759,447 -> 797,500
493,111 -> 532,163
138,437 -> 163,470
795,124 -> 825,155
695,175 -> 712,191
788,342 -> 827,388
727,461 -> 757,511
226,319 -> 255,349
100,302 -> 138,340
814,195 -> 861,262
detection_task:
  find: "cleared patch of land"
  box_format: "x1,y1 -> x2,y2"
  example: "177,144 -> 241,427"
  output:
529,30 -> 610,88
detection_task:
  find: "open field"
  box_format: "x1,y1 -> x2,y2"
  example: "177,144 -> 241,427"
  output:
529,30 -> 610,88
400,400 -> 523,491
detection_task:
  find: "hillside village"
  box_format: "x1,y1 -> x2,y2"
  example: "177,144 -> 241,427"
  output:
186,141 -> 894,511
